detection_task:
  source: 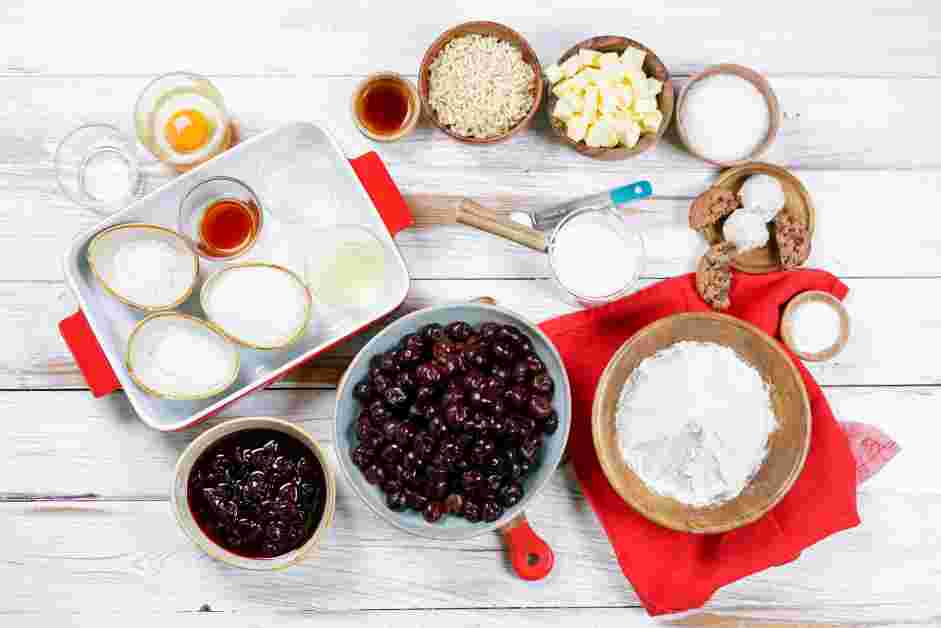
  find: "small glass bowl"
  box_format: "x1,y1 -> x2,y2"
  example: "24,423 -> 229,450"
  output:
134,71 -> 231,170
178,176 -> 264,261
547,207 -> 646,307
55,124 -> 140,215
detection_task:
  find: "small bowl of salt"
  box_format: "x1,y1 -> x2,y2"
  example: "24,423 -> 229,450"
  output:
547,207 -> 645,307
676,64 -> 780,167
781,291 -> 850,362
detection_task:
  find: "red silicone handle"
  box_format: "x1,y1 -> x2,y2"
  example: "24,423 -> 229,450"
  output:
348,151 -> 413,236
499,513 -> 555,581
58,310 -> 121,397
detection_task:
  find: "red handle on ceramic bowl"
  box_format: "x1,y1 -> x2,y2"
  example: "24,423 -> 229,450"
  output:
499,513 -> 555,581
349,151 -> 413,236
58,310 -> 120,397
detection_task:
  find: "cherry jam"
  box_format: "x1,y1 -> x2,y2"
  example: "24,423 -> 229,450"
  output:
187,429 -> 326,558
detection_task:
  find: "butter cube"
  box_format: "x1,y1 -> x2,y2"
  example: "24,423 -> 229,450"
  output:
646,78 -> 663,96
577,48 -> 602,68
553,97 -> 577,121
641,110 -> 664,132
626,69 -> 648,87
585,118 -> 619,148
544,63 -> 564,85
579,67 -> 604,84
561,90 -> 583,113
598,52 -> 621,68
612,117 -> 642,148
621,47 -> 646,70
566,113 -> 590,142
582,86 -> 600,120
560,56 -> 583,78
617,84 -> 634,108
599,86 -> 622,113
633,97 -> 658,114
552,75 -> 585,98
599,61 -> 628,83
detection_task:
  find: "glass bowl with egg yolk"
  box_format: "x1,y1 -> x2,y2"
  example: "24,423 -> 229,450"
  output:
135,72 -> 232,169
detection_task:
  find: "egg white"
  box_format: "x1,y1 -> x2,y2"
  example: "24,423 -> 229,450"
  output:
152,92 -> 227,165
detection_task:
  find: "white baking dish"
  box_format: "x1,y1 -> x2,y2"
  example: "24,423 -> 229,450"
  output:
60,122 -> 412,431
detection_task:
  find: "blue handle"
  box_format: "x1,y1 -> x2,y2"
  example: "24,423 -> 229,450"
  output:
609,180 -> 653,206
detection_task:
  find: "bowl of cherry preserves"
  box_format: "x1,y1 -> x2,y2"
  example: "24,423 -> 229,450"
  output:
171,417 -> 336,569
334,303 -> 571,580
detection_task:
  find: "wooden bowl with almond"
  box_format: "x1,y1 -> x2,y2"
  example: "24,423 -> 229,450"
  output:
418,21 -> 544,144
546,36 -> 674,160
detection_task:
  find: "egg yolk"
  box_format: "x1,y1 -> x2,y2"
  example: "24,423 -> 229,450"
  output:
164,109 -> 211,153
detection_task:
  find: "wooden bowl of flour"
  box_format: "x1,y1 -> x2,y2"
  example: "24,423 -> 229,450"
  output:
592,312 -> 811,534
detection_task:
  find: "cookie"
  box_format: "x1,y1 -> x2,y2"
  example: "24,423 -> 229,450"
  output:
689,187 -> 740,231
774,211 -> 811,269
696,242 -> 736,310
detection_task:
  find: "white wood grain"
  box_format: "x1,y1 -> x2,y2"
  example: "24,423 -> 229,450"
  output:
0,489 -> 937,623
5,278 -> 941,389
1,76 -> 941,281
1,1 -> 938,77
0,387 -> 924,496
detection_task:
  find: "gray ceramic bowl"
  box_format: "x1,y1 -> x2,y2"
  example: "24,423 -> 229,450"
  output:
334,303 -> 571,577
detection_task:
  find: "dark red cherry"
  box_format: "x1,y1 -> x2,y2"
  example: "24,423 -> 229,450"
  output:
422,501 -> 445,523
445,321 -> 474,342
420,323 -> 445,343
386,491 -> 407,511
463,500 -> 482,522
482,500 -> 504,522
499,482 -> 524,507
528,394 -> 553,420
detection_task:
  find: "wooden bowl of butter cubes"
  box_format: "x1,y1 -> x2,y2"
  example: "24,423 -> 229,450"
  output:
546,36 -> 674,160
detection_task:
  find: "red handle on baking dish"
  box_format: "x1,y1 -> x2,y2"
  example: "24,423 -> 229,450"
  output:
58,151 -> 412,396
499,513 -> 555,581
59,310 -> 121,397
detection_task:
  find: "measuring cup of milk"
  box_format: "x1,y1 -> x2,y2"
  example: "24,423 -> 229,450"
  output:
547,207 -> 645,306
455,200 -> 645,307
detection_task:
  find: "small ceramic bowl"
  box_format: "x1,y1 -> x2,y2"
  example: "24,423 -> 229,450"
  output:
546,35 -> 674,160
781,291 -> 850,362
418,21 -> 544,144
676,64 -> 780,167
171,417 -> 336,570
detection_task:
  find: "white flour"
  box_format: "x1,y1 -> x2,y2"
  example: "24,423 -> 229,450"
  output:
681,74 -> 770,163
110,238 -> 193,307
615,341 -> 778,507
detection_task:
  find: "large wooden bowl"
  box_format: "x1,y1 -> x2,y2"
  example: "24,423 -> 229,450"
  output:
418,21 -> 544,144
592,312 -> 811,534
547,36 -> 674,160
703,162 -> 816,274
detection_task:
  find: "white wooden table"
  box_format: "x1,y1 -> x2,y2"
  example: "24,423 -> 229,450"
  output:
2,2 -> 939,626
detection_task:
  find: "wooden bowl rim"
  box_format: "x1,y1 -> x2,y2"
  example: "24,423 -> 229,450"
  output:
780,290 -> 850,362
675,63 -> 781,167
591,311 -> 812,534
417,20 -> 544,144
709,161 -> 816,274
545,35 -> 675,161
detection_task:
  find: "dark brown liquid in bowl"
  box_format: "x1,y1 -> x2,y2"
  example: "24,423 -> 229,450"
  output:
187,429 -> 326,558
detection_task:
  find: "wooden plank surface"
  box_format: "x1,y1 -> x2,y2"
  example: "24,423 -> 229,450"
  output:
3,0 -> 940,624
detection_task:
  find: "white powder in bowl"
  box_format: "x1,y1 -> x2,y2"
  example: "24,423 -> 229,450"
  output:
109,238 -> 195,308
681,74 -> 770,163
550,211 -> 642,300
789,300 -> 842,354
615,341 -> 778,507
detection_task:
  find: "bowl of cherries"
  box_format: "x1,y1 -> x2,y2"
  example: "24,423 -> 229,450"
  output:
171,417 -> 336,569
334,302 -> 571,580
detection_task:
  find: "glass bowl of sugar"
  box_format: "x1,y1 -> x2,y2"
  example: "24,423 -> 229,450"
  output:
547,207 -> 645,307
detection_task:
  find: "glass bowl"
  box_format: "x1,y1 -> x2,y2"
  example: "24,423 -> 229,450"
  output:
178,176 -> 264,261
54,124 -> 140,215
547,207 -> 646,307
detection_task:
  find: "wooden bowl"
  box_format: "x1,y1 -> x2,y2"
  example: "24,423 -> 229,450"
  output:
592,312 -> 811,534
676,64 -> 780,167
418,21 -> 544,144
781,291 -> 850,362
546,36 -> 674,160
703,162 -> 816,274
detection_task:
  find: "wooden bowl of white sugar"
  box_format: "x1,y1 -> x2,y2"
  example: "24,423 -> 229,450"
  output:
592,312 -> 811,534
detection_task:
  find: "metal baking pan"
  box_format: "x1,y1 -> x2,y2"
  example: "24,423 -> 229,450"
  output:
60,122 -> 412,431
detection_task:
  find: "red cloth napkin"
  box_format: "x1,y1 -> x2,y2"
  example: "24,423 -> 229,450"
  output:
539,269 -> 861,616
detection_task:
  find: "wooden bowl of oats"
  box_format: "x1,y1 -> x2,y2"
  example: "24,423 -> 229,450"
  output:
418,21 -> 544,144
